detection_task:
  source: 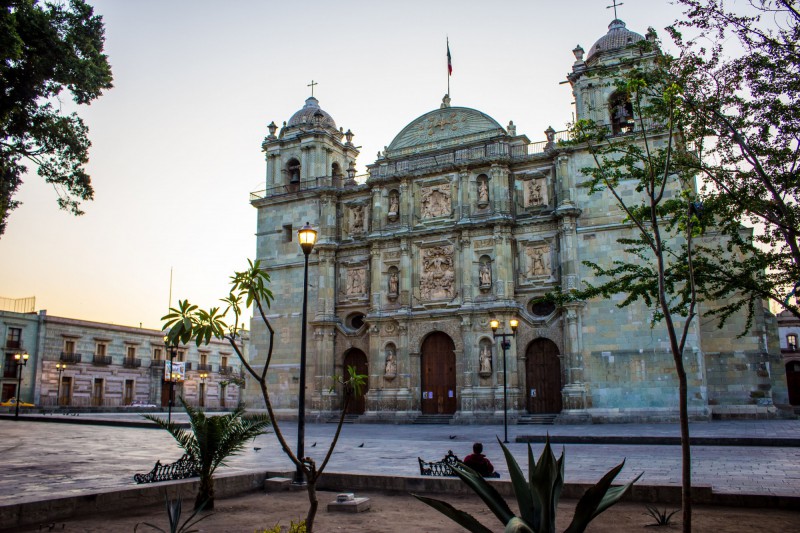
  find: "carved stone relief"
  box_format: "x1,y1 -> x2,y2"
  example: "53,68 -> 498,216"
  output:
346,267 -> 368,296
477,175 -> 489,207
526,177 -> 548,207
408,319 -> 464,355
388,191 -> 400,221
387,268 -> 399,300
420,245 -> 455,300
420,185 -> 451,219
526,244 -> 552,278
384,343 -> 397,379
348,204 -> 367,234
478,340 -> 493,377
478,258 -> 492,290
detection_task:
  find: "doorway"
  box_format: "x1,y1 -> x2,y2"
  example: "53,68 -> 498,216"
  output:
420,332 -> 457,414
787,361 -> 800,405
343,349 -> 369,414
59,376 -> 72,406
1,383 -> 16,402
525,338 -> 562,414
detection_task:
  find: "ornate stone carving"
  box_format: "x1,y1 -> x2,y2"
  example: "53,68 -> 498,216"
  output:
388,268 -> 399,300
384,344 -> 397,379
526,244 -> 552,278
349,204 -> 366,234
420,245 -> 455,300
420,185 -> 451,219
479,342 -> 492,377
479,260 -> 492,290
346,267 -> 367,296
526,178 -> 548,207
477,177 -> 489,206
388,191 -> 400,222
473,238 -> 494,249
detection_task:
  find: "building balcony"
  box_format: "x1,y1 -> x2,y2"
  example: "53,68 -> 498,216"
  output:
197,363 -> 213,372
123,357 -> 142,369
218,365 -> 234,375
183,362 -> 192,371
92,354 -> 112,366
5,340 -> 21,350
150,359 -> 166,368
60,352 -> 82,364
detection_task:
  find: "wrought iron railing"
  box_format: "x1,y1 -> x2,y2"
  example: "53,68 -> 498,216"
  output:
60,352 -> 82,364
197,363 -> 213,371
92,355 -> 112,365
150,359 -> 166,368
123,357 -> 142,369
5,340 -> 21,350
218,365 -> 234,375
250,173 -> 369,201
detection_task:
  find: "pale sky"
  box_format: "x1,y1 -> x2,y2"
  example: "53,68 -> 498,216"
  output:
0,0 -> 683,329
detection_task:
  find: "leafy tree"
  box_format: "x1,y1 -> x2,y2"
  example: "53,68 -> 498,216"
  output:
0,0 -> 113,236
162,259 -> 366,532
144,398 -> 270,511
665,0 -> 800,320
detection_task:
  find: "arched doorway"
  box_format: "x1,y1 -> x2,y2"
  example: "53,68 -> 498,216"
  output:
525,338 -> 562,414
421,332 -> 457,414
786,361 -> 800,406
343,349 -> 368,414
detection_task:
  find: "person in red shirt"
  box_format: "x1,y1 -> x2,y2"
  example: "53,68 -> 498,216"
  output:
463,442 -> 499,477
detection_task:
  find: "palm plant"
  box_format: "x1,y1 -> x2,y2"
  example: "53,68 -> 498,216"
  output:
144,398 -> 271,510
414,436 -> 642,533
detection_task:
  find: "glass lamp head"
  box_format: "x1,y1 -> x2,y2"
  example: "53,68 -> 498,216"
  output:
490,319 -> 500,332
510,318 -> 519,332
298,222 -> 317,255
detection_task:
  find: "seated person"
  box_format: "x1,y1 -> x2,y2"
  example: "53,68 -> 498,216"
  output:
463,442 -> 499,478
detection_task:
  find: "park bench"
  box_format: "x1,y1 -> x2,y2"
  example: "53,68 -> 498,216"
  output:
418,450 -> 461,476
133,454 -> 200,484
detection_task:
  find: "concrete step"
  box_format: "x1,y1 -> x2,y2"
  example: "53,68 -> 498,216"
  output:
517,414 -> 558,425
413,414 -> 454,425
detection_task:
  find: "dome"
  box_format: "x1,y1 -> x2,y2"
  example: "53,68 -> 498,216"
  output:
286,96 -> 337,131
586,19 -> 644,61
386,106 -> 505,156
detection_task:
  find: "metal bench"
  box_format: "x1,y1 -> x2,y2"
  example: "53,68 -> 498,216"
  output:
133,454 -> 200,484
418,450 -> 461,476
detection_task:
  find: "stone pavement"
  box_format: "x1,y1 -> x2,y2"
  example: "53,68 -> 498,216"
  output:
1,415 -> 799,506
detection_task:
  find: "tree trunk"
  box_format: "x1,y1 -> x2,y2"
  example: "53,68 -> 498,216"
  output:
305,481 -> 319,532
196,474 -> 214,511
677,365 -> 691,532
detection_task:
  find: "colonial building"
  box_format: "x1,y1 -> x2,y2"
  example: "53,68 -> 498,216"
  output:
1,308 -> 244,410
778,309 -> 800,407
249,19 -> 791,423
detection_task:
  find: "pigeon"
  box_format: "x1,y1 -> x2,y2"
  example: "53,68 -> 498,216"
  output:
311,442 -> 317,447
357,443 -> 364,448
254,447 -> 261,452
449,435 -> 457,439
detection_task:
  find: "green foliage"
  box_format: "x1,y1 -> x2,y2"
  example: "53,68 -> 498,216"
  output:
414,437 -> 641,533
257,520 -> 307,533
644,505 -> 679,527
0,0 -> 113,236
143,398 -> 270,510
134,492 -> 211,533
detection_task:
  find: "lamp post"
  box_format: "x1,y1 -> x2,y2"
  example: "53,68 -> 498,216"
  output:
294,221 -> 317,485
490,318 -> 519,443
55,362 -> 66,407
164,336 -> 178,424
13,352 -> 29,419
199,372 -> 208,407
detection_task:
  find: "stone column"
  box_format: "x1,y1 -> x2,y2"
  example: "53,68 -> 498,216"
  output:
315,247 -> 337,321
300,146 -> 309,181
459,168 -> 470,219
400,238 -> 411,308
490,163 -> 510,214
461,235 -> 473,305
494,227 -> 514,300
370,246 -> 382,312
371,186 -> 383,233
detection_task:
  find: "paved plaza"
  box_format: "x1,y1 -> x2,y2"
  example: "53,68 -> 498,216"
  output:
1,415 -> 799,506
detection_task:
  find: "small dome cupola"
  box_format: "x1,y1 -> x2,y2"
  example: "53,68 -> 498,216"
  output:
285,96 -> 338,133
585,19 -> 644,62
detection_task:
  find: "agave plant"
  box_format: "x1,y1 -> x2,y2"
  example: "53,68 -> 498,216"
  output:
414,436 -> 642,533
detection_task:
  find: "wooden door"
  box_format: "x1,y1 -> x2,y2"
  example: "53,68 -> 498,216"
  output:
59,377 -> 72,406
421,332 -> 457,414
161,381 -> 170,407
787,361 -> 800,406
343,349 -> 368,414
525,338 -> 562,414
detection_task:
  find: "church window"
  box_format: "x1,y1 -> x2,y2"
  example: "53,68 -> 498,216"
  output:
530,300 -> 556,317
286,159 -> 301,183
346,312 -> 365,330
283,224 -> 293,243
788,334 -> 798,351
331,162 -> 342,179
609,92 -> 634,135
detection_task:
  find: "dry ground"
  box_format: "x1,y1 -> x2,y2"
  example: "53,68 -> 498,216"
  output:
16,490 -> 799,532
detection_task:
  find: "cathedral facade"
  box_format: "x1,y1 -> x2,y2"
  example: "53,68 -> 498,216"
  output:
249,20 -> 790,423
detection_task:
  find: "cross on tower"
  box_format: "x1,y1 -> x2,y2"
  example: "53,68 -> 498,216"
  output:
606,0 -> 624,19
307,80 -> 318,97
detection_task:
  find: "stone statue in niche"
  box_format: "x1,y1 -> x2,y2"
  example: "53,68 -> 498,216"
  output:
526,245 -> 552,277
346,267 -> 366,296
477,178 -> 489,205
388,270 -> 399,298
479,344 -> 492,375
420,186 -> 451,219
420,245 -> 455,300
479,261 -> 492,288
384,346 -> 397,377
388,193 -> 399,220
351,205 -> 365,233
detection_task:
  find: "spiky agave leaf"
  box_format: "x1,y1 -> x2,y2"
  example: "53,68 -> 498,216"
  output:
529,437 -> 564,533
497,439 -> 536,528
563,460 -> 643,533
412,494 -> 493,533
505,516 -> 536,533
451,461 -> 515,526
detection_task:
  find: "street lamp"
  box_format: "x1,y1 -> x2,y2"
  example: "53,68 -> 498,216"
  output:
55,362 -> 67,407
295,221 -> 317,485
490,318 -> 519,443
164,336 -> 178,424
13,352 -> 29,419
199,372 -> 208,407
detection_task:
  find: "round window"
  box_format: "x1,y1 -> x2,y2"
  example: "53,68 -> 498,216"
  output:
530,301 -> 556,317
347,313 -> 365,330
